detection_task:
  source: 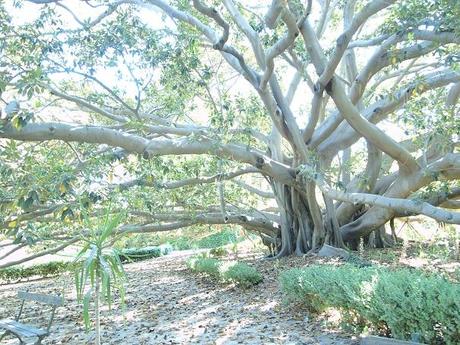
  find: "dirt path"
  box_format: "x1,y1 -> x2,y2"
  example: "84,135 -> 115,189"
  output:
0,251 -> 357,344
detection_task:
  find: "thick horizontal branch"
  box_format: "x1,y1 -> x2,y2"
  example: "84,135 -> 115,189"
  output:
348,29 -> 460,49
348,34 -> 390,49
338,153 -> 460,240
0,122 -> 295,184
120,213 -> 278,237
395,187 -> 460,217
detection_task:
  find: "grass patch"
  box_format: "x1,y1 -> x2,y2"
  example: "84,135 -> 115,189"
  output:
280,264 -> 460,344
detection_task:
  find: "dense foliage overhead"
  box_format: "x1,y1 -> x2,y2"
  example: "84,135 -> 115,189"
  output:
0,0 -> 459,261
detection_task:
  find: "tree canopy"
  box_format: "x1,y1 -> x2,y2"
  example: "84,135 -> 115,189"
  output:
0,0 -> 459,261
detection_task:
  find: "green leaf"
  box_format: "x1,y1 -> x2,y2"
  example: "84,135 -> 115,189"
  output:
82,290 -> 92,330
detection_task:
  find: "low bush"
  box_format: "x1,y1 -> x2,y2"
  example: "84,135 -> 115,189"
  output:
209,246 -> 229,257
221,262 -> 263,288
280,264 -> 460,344
187,257 -> 262,288
187,257 -> 220,276
0,261 -> 75,282
120,244 -> 172,262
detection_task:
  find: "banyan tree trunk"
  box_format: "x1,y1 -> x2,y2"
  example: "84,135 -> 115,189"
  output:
269,181 -> 349,257
267,179 -> 396,257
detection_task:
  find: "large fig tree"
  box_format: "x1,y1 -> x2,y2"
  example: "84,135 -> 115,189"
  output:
0,0 -> 459,261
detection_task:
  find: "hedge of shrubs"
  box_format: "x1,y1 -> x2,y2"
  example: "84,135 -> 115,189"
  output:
120,244 -> 172,262
0,261 -> 75,283
280,264 -> 460,345
0,245 -> 172,282
187,257 -> 262,288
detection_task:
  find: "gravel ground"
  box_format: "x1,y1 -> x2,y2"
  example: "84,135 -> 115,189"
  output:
0,250 -> 357,345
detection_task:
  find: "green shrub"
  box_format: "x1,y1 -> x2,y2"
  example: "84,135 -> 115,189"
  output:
0,261 -> 75,282
209,246 -> 229,257
221,262 -> 263,288
120,244 -> 172,262
187,257 -> 262,287
169,237 -> 195,250
187,257 -> 220,276
280,264 -> 460,345
196,228 -> 239,248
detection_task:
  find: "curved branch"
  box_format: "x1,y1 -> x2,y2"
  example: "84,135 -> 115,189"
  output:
338,153 -> 460,240
260,8 -> 300,90
223,0 -> 266,67
328,79 -> 419,172
319,69 -> 460,160
264,0 -> 284,29
311,41 -> 439,147
192,0 -> 229,49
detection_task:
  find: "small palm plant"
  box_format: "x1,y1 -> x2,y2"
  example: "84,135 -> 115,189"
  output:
74,212 -> 126,345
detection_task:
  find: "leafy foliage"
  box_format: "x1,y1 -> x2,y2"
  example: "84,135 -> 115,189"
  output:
382,0 -> 460,35
280,264 -> 460,344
